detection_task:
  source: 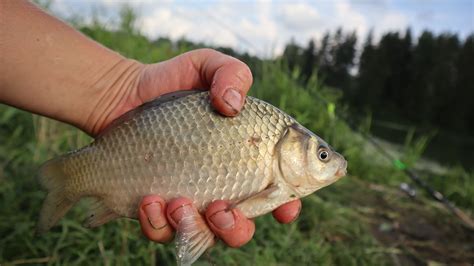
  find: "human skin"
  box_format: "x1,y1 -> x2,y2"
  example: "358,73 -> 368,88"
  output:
0,0 -> 302,247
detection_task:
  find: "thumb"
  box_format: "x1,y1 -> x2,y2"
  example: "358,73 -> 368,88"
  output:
208,58 -> 253,116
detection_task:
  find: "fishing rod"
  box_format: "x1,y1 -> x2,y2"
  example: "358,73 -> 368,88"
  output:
313,92 -> 474,230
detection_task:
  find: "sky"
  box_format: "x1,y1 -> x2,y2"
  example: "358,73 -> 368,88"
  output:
51,0 -> 474,57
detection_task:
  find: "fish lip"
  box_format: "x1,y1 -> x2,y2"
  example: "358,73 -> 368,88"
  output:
335,168 -> 347,177
335,160 -> 348,177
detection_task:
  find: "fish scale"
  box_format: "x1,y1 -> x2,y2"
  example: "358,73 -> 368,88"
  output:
62,92 -> 292,217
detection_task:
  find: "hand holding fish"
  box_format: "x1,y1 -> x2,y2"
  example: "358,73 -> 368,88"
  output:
129,49 -> 302,247
0,1 -> 301,250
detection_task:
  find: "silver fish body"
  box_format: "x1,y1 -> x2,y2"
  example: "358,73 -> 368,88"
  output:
67,91 -> 292,217
37,90 -> 347,265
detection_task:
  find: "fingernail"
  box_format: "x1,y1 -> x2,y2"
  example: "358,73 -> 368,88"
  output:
222,88 -> 242,114
169,204 -> 193,225
209,210 -> 235,230
143,202 -> 165,230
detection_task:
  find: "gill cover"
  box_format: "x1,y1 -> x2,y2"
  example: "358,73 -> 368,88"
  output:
276,124 -> 313,194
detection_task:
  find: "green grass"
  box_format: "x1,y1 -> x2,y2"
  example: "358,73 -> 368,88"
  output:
1,9 -> 473,265
0,115 -> 384,265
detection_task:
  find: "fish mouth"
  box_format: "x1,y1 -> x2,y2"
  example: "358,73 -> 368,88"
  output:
335,160 -> 348,177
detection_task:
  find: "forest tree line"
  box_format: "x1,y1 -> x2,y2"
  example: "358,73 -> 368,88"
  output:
280,29 -> 474,136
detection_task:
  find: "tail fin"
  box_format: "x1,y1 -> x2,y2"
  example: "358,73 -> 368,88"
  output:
36,156 -> 77,234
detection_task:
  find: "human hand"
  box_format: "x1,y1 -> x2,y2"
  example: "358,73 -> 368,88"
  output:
138,196 -> 302,247
0,3 -> 301,246
104,49 -> 302,247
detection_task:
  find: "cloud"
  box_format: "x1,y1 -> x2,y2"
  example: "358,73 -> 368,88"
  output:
51,0 -> 467,57
378,11 -> 409,32
278,2 -> 321,31
333,1 -> 368,38
272,1 -> 368,52
141,8 -> 189,39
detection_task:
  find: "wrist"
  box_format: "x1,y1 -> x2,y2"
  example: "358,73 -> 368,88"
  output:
83,58 -> 145,136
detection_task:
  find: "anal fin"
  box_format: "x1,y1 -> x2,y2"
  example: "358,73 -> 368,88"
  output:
175,207 -> 216,266
83,199 -> 119,228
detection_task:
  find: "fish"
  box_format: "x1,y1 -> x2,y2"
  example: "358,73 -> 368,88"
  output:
36,90 -> 347,265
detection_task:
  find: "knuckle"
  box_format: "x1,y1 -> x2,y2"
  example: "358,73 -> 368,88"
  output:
195,48 -> 220,56
234,64 -> 253,87
140,195 -> 165,206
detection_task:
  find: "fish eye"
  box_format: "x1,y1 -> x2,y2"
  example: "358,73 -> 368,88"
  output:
318,148 -> 330,162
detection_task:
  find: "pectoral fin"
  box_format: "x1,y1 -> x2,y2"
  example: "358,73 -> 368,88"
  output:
236,184 -> 290,218
233,184 -> 279,207
175,207 -> 216,266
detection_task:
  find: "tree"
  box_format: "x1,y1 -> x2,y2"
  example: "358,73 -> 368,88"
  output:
455,34 -> 474,134
301,39 -> 317,84
314,29 -> 357,92
398,28 -> 414,114
330,29 -> 357,91
355,30 -> 382,109
412,31 -> 437,124
281,38 -> 302,73
431,34 -> 461,129
119,5 -> 138,35
317,32 -> 332,83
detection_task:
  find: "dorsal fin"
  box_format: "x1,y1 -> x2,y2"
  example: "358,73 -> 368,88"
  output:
140,89 -> 205,110
96,90 -> 205,138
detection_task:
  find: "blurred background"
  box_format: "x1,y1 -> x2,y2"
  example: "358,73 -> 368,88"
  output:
1,0 -> 473,265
